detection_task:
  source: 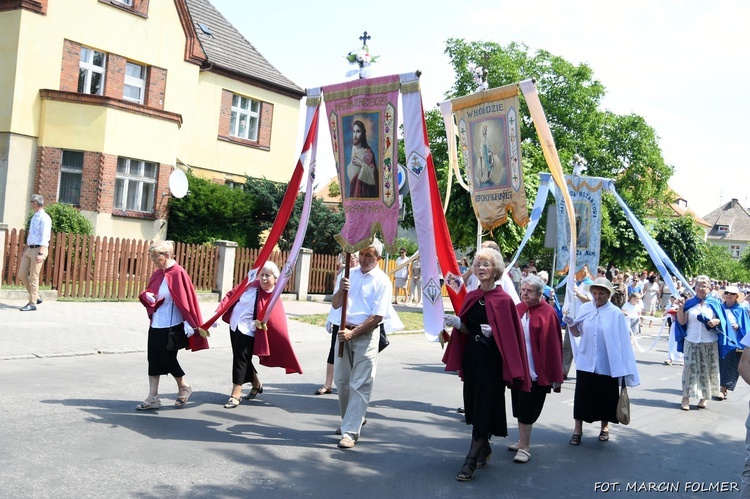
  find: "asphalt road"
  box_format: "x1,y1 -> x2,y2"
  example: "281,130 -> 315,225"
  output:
0,299 -> 746,498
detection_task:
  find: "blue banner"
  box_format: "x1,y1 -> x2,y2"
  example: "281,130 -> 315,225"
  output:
555,176 -> 604,276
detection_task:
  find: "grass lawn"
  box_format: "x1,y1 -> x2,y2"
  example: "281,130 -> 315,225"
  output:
291,311 -> 426,333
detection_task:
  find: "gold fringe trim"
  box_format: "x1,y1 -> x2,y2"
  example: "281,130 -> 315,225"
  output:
306,95 -> 321,106
334,222 -> 397,255
450,82 -> 520,111
400,80 -> 421,94
323,81 -> 402,102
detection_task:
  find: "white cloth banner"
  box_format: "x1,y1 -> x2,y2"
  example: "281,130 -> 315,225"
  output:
400,72 -> 446,341
261,94 -> 320,322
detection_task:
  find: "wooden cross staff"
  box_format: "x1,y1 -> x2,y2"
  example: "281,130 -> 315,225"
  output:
337,252 -> 351,357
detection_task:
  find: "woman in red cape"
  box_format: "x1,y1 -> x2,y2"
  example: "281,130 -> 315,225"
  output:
442,248 -> 531,482
136,241 -> 208,411
508,274 -> 564,464
217,261 -> 302,408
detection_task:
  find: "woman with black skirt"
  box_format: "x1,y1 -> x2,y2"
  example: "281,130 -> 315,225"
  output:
217,261 -> 302,408
566,277 -> 639,444
443,248 -> 531,482
137,241 -> 209,411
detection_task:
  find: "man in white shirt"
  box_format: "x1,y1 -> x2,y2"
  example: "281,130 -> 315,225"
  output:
393,247 -> 409,304
332,239 -> 393,449
18,194 -> 52,311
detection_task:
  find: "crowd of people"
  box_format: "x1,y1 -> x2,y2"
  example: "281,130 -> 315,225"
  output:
130,233 -> 750,489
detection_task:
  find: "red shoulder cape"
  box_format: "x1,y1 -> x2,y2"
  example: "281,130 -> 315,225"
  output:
516,300 -> 563,388
139,264 -> 209,352
218,283 -> 303,374
443,286 -> 531,391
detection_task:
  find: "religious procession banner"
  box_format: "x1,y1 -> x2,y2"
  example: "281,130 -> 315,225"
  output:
554,175 -> 604,277
322,74 -> 400,253
401,72 -> 466,341
441,84 -> 528,230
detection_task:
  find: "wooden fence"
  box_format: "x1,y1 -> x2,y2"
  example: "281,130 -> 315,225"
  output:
2,228 -> 437,299
2,229 -> 220,299
233,247 -> 296,294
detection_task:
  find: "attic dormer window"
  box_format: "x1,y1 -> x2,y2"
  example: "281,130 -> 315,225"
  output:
197,23 -> 213,36
717,225 -> 730,233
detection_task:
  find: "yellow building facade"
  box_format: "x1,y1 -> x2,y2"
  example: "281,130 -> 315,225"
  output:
0,0 -> 304,240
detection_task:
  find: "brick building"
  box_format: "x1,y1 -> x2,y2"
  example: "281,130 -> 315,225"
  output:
0,0 -> 304,239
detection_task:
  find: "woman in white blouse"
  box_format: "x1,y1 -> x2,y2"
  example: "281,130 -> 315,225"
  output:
566,278 -> 639,445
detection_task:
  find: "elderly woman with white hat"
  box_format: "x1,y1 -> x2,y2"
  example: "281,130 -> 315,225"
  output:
565,277 -> 640,445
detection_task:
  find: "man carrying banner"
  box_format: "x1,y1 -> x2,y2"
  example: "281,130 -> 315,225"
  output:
333,239 -> 392,449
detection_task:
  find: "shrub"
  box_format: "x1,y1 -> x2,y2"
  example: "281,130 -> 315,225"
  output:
25,203 -> 93,235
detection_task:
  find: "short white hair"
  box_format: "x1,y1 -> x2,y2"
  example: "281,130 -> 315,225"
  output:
262,261 -> 280,278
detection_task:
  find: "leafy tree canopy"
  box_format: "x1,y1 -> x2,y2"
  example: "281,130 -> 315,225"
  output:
652,216 -> 706,276
167,173 -> 257,247
696,244 -> 750,282
29,203 -> 94,235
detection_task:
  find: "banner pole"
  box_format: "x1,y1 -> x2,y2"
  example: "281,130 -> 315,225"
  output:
337,253 -> 351,357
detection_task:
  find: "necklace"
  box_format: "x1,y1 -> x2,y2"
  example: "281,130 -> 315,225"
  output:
479,298 -> 485,306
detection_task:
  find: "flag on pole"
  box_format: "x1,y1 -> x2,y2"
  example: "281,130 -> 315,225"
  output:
322,74 -> 401,253
401,72 -> 466,341
440,83 -> 528,230
201,97 -> 321,329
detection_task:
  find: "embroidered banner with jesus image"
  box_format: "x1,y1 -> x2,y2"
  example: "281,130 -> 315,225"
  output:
449,85 -> 528,230
323,74 -> 400,253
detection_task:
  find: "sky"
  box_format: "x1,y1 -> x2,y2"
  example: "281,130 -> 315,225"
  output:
210,0 -> 750,218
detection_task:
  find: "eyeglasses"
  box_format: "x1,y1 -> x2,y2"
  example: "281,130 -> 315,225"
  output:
149,252 -> 166,260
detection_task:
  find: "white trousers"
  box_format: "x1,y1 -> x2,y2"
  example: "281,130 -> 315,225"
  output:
334,329 -> 379,441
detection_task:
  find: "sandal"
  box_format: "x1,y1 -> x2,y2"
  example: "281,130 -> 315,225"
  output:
456,457 -> 477,482
514,448 -> 531,463
315,385 -> 332,395
136,395 -> 161,411
244,385 -> 263,400
663,359 -> 672,365
174,386 -> 192,407
223,396 -> 241,409
598,430 -> 609,442
507,441 -> 519,452
569,433 -> 582,446
476,443 -> 492,468
697,399 -> 708,409
681,397 -> 690,411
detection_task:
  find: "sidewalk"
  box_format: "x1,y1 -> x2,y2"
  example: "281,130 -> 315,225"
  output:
0,297 -> 334,361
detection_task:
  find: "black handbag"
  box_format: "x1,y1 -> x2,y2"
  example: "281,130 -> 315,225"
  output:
378,324 -> 389,352
166,329 -> 189,351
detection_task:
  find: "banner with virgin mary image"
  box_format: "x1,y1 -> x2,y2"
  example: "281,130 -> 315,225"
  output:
554,175 -> 604,277
322,74 -> 400,253
450,85 -> 528,230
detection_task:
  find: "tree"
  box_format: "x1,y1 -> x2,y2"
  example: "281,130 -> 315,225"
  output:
696,244 -> 750,282
652,216 -> 705,276
28,203 -> 93,235
422,39 -> 674,270
280,195 -> 345,255
167,173 -> 257,247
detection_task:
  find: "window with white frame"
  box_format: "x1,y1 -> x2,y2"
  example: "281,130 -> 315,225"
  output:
114,157 -> 157,212
58,150 -> 84,206
78,47 -> 106,95
731,245 -> 741,258
230,94 -> 260,141
123,62 -> 145,104
115,0 -> 134,5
